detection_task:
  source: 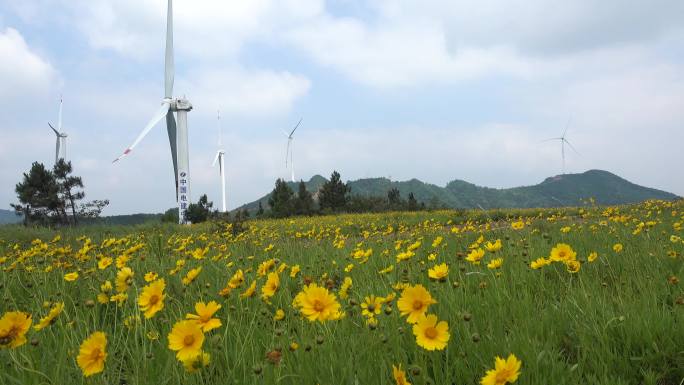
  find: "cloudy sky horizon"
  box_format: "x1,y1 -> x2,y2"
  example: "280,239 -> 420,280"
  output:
1,0 -> 683,215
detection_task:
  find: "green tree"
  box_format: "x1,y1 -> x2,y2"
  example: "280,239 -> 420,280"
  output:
185,194 -> 213,223
407,192 -> 419,211
78,199 -> 110,219
294,180 -> 314,215
53,160 -> 85,225
256,201 -> 265,217
318,171 -> 350,213
11,162 -> 61,226
161,208 -> 179,223
268,178 -> 294,218
387,187 -> 402,209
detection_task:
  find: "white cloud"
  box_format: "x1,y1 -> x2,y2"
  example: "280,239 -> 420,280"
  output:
0,27 -> 58,107
180,67 -> 311,118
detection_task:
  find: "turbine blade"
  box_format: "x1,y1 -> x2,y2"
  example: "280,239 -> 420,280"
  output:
48,122 -> 60,136
113,102 -> 170,162
58,97 -> 63,131
212,151 -> 221,167
166,110 -> 178,197
164,0 -> 174,99
541,137 -> 562,142
289,117 -> 303,137
562,117 -> 571,138
563,139 -> 580,155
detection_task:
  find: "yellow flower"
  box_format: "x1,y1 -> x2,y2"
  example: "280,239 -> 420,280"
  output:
480,354 -> 522,385
77,331 -> 107,377
549,243 -> 576,263
484,239 -> 502,252
182,351 -> 211,373
565,260 -> 581,273
432,236 -> 443,248
116,267 -> 134,292
339,277 -> 353,299
530,257 -> 550,270
274,309 -> 285,321
168,320 -> 204,361
64,272 -> 79,282
487,258 -> 503,270
186,301 -> 222,332
587,252 -> 598,262
219,269 -> 245,296
360,295 -> 383,318
110,293 -> 128,306
412,314 -> 449,351
261,272 -> 280,300
34,302 -> 64,331
613,243 -> 623,253
466,248 -> 485,265
511,220 -> 525,230
144,272 -> 158,282
393,364 -> 412,385
182,267 -> 202,285
397,284 -> 437,324
257,258 -> 276,276
293,283 -> 342,322
240,281 -> 257,298
560,226 -> 571,233
138,279 -> 165,319
98,257 -> 113,270
290,265 -> 301,278
0,311 -> 32,348
428,263 -> 449,280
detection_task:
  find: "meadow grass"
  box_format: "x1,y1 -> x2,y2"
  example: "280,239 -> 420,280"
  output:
0,201 -> 682,385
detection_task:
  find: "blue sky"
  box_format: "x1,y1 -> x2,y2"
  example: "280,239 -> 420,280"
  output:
1,0 -> 683,215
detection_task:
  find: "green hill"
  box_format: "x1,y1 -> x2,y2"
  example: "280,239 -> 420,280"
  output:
235,170 -> 679,214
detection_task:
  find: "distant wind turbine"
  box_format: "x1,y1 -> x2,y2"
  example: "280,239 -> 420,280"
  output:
212,110 -> 227,212
543,118 -> 579,174
283,118 -> 302,183
112,0 -> 194,224
48,97 -> 67,164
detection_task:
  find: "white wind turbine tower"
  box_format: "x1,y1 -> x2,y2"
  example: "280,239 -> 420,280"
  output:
212,110 -> 227,212
283,118 -> 302,183
113,0 -> 193,224
48,97 -> 68,164
543,118 -> 579,175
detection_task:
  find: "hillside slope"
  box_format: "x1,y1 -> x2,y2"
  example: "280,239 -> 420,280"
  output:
236,170 -> 679,213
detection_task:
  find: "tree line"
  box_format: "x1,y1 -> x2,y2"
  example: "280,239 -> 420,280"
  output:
11,160 -> 108,226
263,170 -> 430,219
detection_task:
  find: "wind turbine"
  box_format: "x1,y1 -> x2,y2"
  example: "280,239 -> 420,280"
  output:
48,97 -> 67,164
212,110 -> 226,212
113,0 -> 193,224
283,118 -> 302,183
543,118 -> 579,175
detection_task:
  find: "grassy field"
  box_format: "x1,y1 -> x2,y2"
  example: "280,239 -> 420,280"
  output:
0,200 -> 683,385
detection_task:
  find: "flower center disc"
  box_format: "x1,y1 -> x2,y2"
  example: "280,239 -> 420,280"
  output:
313,300 -> 325,312
412,300 -> 423,310
424,327 -> 438,339
149,295 -> 159,305
184,335 -> 195,346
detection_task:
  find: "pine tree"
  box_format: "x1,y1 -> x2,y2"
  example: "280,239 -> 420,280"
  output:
407,192 -> 418,211
53,160 -> 85,225
185,194 -> 213,223
268,178 -> 294,218
318,171 -> 350,213
256,201 -> 265,217
387,188 -> 402,208
295,180 -> 314,215
11,162 -> 61,225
